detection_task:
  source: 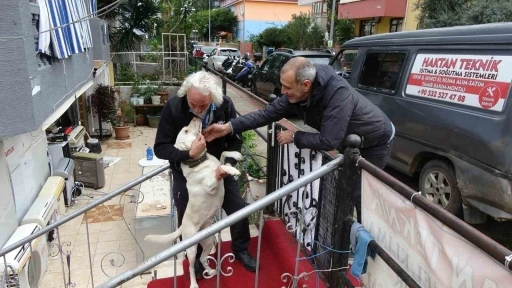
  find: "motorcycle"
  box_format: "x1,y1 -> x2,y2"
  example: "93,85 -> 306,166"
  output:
221,56 -> 235,73
234,59 -> 256,88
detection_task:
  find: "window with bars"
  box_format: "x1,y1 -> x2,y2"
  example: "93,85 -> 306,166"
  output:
359,20 -> 376,37
390,18 -> 403,33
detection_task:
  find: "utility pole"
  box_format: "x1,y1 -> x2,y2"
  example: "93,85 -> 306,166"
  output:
329,0 -> 337,46
209,0 -> 211,44
242,0 -> 246,49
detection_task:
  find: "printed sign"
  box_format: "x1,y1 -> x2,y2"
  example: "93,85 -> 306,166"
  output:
361,171 -> 512,288
406,54 -> 512,111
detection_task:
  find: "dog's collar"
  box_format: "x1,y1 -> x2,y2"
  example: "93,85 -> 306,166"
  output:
182,153 -> 208,168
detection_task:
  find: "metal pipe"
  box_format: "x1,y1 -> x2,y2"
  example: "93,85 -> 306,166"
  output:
357,158 -> 512,271
329,0 -> 337,42
85,212 -> 95,288
0,164 -> 171,257
98,156 -> 344,288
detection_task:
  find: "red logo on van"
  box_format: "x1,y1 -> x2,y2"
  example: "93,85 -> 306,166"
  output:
478,84 -> 501,109
4,146 -> 14,158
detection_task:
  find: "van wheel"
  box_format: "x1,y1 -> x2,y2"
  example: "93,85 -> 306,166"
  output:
419,160 -> 462,215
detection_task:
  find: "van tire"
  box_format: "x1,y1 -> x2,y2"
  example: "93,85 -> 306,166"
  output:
419,160 -> 462,215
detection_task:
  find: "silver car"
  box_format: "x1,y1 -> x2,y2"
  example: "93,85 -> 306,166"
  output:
207,48 -> 241,71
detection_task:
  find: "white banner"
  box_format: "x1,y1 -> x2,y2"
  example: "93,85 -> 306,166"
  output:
360,171 -> 512,287
405,54 -> 512,112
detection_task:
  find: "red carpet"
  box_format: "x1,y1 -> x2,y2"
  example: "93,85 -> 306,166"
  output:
147,219 -> 328,288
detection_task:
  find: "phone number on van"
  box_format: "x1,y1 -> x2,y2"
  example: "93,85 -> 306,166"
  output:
406,54 -> 512,112
417,89 -> 466,103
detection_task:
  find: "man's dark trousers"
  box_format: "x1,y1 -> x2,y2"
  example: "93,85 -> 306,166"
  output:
352,140 -> 394,222
171,171 -> 251,258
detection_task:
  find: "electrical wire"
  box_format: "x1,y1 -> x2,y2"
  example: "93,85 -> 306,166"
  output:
0,0 -> 122,41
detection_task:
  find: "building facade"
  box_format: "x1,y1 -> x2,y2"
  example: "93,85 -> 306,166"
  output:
298,0 -> 329,29
0,0 -> 110,247
220,0 -> 312,41
337,0 -> 419,37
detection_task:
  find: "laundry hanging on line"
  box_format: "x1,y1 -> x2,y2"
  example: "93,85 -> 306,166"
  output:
38,0 -> 95,59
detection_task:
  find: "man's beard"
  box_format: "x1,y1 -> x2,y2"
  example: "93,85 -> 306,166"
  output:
193,109 -> 208,118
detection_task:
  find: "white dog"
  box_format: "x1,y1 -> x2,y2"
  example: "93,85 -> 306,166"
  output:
145,117 -> 242,288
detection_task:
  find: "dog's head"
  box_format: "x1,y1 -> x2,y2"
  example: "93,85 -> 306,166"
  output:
175,117 -> 202,151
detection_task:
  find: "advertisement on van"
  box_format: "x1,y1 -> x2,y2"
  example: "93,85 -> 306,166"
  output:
406,54 -> 512,112
361,171 -> 512,288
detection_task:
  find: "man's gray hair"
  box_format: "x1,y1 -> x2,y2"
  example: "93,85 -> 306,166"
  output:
281,57 -> 316,83
177,71 -> 224,105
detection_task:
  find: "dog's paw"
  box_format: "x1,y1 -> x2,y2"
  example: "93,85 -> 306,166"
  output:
204,268 -> 217,278
230,152 -> 243,161
221,165 -> 241,176
221,151 -> 243,162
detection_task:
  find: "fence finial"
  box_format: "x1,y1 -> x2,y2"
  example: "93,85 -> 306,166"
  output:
347,134 -> 361,148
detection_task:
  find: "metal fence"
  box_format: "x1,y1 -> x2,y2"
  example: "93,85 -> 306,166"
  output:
112,52 -> 190,85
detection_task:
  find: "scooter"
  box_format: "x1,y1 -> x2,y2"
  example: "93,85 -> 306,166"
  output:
221,56 -> 235,73
234,59 -> 256,88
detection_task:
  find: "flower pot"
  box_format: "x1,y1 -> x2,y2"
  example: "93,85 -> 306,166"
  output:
157,91 -> 169,103
137,97 -> 144,105
114,126 -> 130,140
136,114 -> 146,126
147,114 -> 161,128
151,96 -> 160,105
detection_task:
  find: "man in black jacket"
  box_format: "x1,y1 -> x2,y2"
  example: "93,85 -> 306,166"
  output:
203,57 -> 395,221
154,71 -> 257,276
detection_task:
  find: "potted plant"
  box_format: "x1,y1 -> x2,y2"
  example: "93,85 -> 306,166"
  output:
88,84 -> 117,137
156,85 -> 169,103
112,100 -> 131,140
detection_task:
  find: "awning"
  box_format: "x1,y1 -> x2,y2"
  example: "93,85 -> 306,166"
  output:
42,80 -> 94,130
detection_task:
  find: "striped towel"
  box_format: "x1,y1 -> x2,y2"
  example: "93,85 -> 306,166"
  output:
44,0 -> 95,59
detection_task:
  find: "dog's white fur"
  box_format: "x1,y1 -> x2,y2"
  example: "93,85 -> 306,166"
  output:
145,118 -> 242,288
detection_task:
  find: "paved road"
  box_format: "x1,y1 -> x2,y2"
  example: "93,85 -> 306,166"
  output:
219,79 -> 512,251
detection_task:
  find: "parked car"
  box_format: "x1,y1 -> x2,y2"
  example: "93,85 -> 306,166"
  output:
250,48 -> 333,100
330,23 -> 512,224
207,48 -> 241,71
200,46 -> 216,64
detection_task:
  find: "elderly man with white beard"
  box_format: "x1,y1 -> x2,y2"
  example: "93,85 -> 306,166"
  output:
153,71 -> 257,278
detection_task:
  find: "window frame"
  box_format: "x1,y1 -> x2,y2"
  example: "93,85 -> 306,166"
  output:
389,18 -> 404,33
356,50 -> 409,96
260,54 -> 277,71
359,19 -> 376,37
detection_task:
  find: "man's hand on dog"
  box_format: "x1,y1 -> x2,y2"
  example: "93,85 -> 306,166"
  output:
189,134 -> 206,158
203,123 -> 231,142
215,164 -> 231,180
